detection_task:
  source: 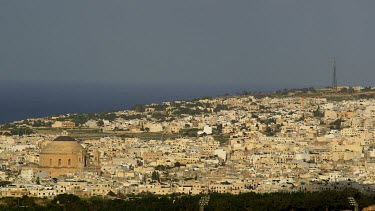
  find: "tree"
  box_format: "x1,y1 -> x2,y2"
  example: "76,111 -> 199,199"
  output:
0,189 -> 372,210
133,104 -> 146,112
10,127 -> 34,136
362,86 -> 372,92
52,193 -> 80,205
0,123 -> 12,129
348,86 -> 355,94
174,162 -> 181,168
152,113 -> 165,121
0,181 -> 12,187
340,87 -> 348,93
214,104 -> 229,112
313,106 -> 324,117
97,120 -> 104,127
32,120 -> 43,127
151,171 -> 160,181
3,132 -> 11,136
101,113 -> 117,121
36,176 -> 40,185
265,126 -> 274,136
330,119 -> 343,129
216,124 -> 223,134
155,165 -> 166,171
19,195 -> 36,207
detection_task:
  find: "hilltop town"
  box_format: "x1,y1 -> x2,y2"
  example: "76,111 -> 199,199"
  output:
2,86 -> 375,199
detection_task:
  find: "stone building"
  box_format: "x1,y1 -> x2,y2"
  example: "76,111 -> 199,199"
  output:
39,136 -> 88,177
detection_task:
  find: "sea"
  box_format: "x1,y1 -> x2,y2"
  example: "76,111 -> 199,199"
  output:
0,81 -> 271,124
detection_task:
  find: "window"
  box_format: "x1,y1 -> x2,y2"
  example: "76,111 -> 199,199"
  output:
58,159 -> 62,167
49,159 -> 52,166
68,159 -> 71,166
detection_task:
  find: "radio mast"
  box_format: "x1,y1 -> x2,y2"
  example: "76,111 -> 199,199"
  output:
332,57 -> 338,90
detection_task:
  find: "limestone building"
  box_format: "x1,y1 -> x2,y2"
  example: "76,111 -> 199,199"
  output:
39,136 -> 88,177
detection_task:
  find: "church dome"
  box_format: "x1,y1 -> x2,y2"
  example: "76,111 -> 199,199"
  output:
41,136 -> 84,154
53,136 -> 76,141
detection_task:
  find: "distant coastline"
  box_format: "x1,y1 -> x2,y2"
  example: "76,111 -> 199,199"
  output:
1,81 -> 372,124
0,81 -> 274,123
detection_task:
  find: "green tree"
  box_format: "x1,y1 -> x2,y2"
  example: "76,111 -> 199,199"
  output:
10,127 -> 34,136
151,171 -> 160,181
265,126 -> 274,136
3,132 -> 11,136
174,162 -> 181,168
36,176 -> 40,185
313,106 -> 324,117
155,165 -> 166,171
97,120 -> 104,127
19,195 -> 36,207
330,118 -> 343,129
133,104 -> 146,112
348,86 -> 355,94
340,87 -> 348,93
52,193 -> 81,206
0,181 -> 12,187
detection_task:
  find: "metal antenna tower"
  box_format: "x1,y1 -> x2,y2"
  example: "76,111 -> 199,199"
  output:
332,57 -> 338,90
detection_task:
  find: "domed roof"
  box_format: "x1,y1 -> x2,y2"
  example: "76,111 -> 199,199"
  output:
41,136 -> 85,155
53,136 -> 76,141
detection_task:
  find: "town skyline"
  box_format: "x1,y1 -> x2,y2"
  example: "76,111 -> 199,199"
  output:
3,1 -> 375,209
1,85 -> 375,209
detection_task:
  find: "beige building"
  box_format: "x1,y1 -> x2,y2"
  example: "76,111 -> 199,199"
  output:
51,121 -> 76,128
39,136 -> 88,177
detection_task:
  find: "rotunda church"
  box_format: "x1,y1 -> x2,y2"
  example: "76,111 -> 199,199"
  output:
39,136 -> 88,177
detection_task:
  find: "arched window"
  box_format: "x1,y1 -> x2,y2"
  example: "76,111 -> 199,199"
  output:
58,159 -> 62,167
49,159 -> 52,166
68,159 -> 71,166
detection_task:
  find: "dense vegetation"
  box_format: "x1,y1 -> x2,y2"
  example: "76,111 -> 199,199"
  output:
0,124 -> 34,136
0,189 -> 374,210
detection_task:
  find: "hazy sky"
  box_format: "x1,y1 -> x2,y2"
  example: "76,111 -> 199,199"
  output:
1,1 -> 375,89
